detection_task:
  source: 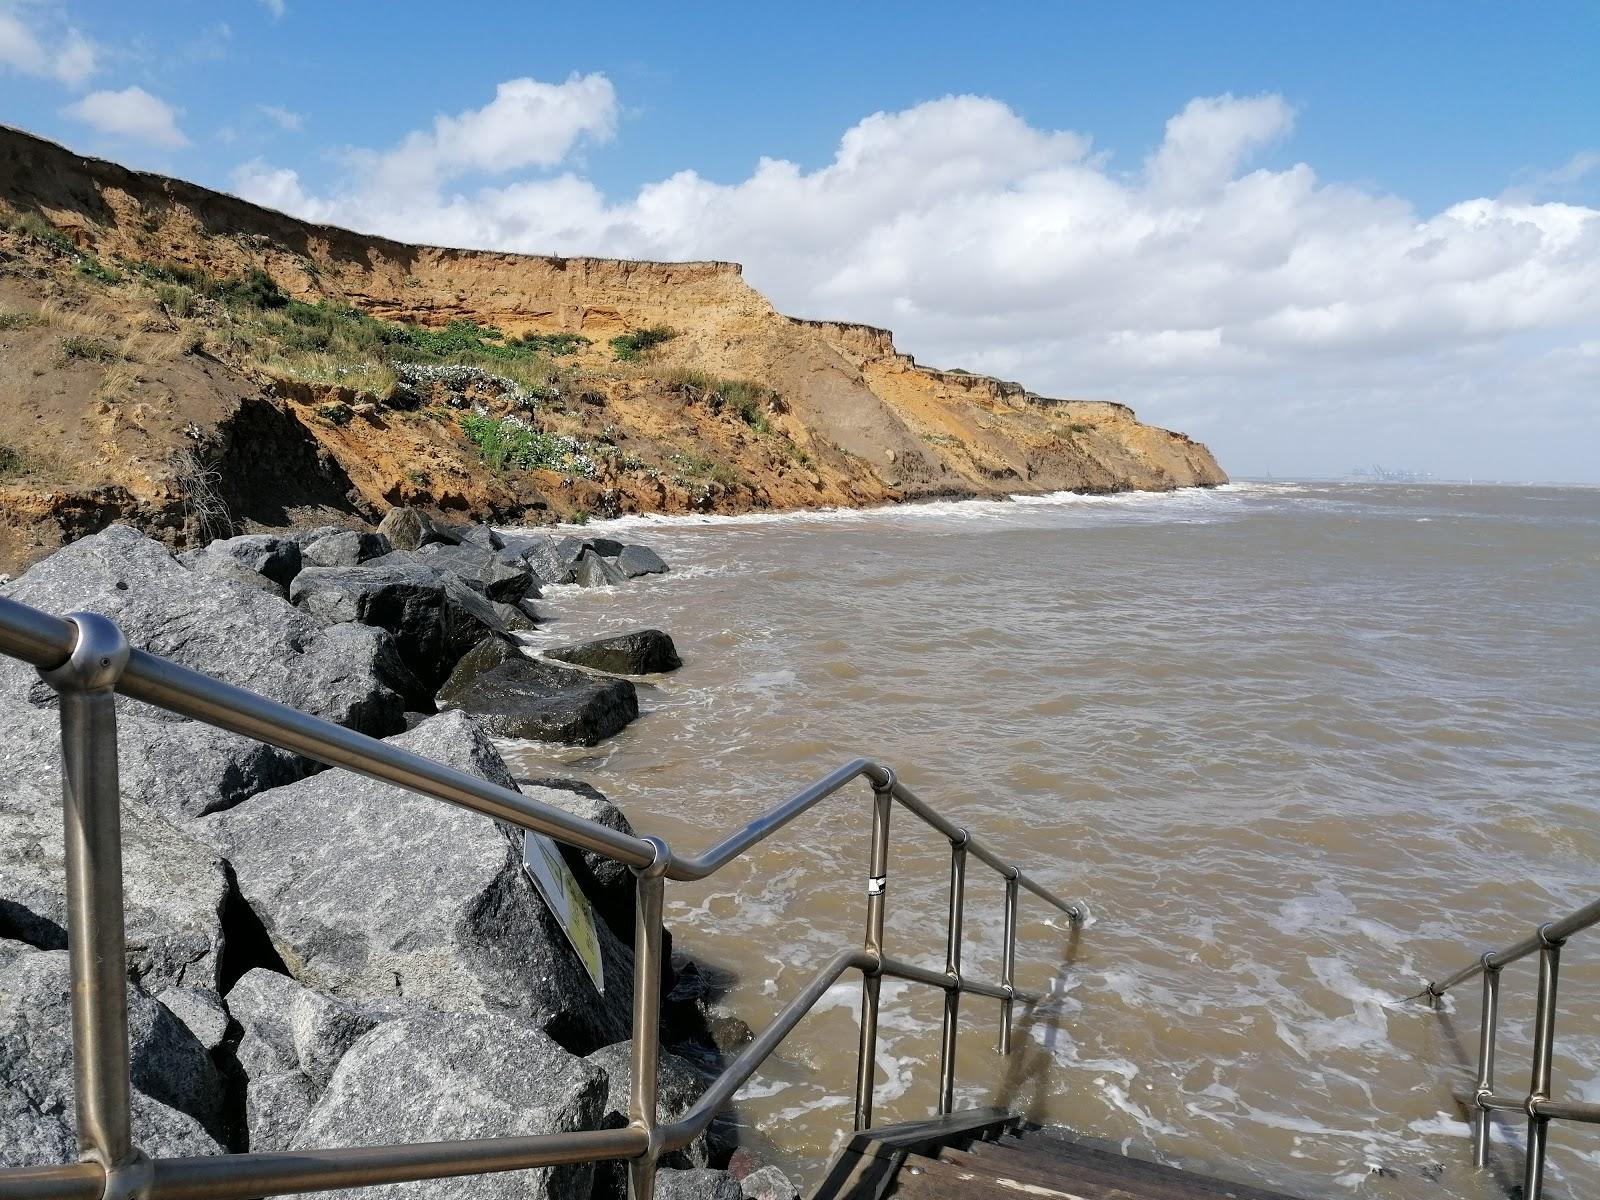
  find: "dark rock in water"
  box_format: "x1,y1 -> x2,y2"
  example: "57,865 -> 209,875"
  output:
573,548 -> 628,588
301,529 -> 393,569
617,544 -> 670,578
492,599 -> 539,632
290,558 -> 502,702
502,533 -> 579,586
377,505 -> 448,552
413,541 -> 534,603
439,657 -> 638,745
515,777 -> 637,941
207,714 -> 634,1051
228,967 -> 384,1151
436,635 -> 522,708
293,1009 -> 606,1200
0,771 -> 230,991
655,1169 -> 743,1200
0,525 -> 407,820
585,1041 -> 726,1196
546,629 -> 682,675
0,947 -> 225,1166
582,537 -> 627,558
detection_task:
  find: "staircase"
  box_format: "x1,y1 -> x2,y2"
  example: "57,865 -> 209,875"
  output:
813,1110 -> 1311,1200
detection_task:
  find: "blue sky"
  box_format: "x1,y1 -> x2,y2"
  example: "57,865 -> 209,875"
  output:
3,1 -> 1597,481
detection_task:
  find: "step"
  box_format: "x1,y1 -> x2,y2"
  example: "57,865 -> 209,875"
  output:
990,1133 -> 1301,1199
893,1152 -> 1143,1200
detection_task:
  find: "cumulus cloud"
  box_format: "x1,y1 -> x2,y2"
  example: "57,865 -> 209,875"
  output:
0,9 -> 97,85
64,86 -> 188,148
231,82 -> 1600,480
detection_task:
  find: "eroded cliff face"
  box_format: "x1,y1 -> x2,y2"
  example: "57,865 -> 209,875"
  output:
0,126 -> 1224,571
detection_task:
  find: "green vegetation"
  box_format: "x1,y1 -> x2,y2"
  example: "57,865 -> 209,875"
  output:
0,311 -> 35,331
667,368 -> 780,432
609,326 -> 676,361
0,442 -> 20,479
1066,422 -> 1094,434
59,335 -> 117,363
75,256 -> 120,285
668,450 -> 741,488
459,414 -> 596,477
315,402 -> 354,426
516,331 -> 591,356
155,283 -> 198,318
8,211 -> 75,254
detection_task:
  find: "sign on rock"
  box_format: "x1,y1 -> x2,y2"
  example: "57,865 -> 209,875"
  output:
522,832 -> 606,992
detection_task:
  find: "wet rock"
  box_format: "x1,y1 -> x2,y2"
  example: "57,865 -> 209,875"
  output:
289,558 -> 502,702
492,599 -> 539,632
0,948 -> 225,1166
438,657 -> 638,746
301,529 -> 393,569
582,537 -> 627,558
573,549 -> 628,588
655,1169 -> 743,1200
617,545 -> 670,578
0,772 -> 230,990
157,985 -> 231,1053
413,541 -> 535,603
740,1166 -> 799,1200
377,506 -> 447,552
436,635 -> 522,707
294,1009 -> 606,1200
501,533 -> 579,587
0,525 -> 408,821
515,777 -> 637,941
546,630 -> 682,676
208,714 -> 633,1051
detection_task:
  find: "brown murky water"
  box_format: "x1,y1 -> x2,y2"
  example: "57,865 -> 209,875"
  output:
503,482 -> 1600,1198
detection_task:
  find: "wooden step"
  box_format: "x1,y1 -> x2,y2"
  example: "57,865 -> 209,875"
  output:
893,1152 -> 1143,1200
990,1133 -> 1302,1199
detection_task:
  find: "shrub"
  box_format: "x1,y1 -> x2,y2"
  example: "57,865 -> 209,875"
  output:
0,311 -> 35,331
459,414 -> 595,476
212,268 -> 289,309
315,402 -> 354,426
609,326 -> 676,362
155,283 -> 197,318
59,335 -> 117,363
516,331 -> 591,356
0,442 -> 20,477
76,256 -> 120,285
9,211 -> 74,253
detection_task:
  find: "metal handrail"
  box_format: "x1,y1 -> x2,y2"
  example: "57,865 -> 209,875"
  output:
0,594 -> 1084,1200
1422,897 -> 1600,1199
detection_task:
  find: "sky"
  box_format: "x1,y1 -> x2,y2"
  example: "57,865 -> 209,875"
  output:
1,1 -> 1597,482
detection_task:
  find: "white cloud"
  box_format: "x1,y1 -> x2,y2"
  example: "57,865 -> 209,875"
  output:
258,0 -> 286,18
232,84 -> 1600,481
257,103 -> 302,132
64,86 -> 188,149
0,9 -> 97,85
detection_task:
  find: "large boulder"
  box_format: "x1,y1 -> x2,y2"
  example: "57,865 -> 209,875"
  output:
436,636 -> 522,708
499,533 -> 581,587
180,533 -> 304,598
293,1009 -> 606,1200
438,658 -> 638,746
0,525 -> 408,821
377,506 -> 446,552
228,968 -> 384,1151
0,947 -> 226,1166
413,542 -> 535,603
573,550 -> 628,589
207,714 -> 634,1051
515,777 -> 638,943
438,522 -> 504,552
545,630 -> 682,676
655,1169 -> 743,1200
0,772 -> 230,992
616,545 -> 670,578
289,558 -> 503,702
301,529 -> 392,569
585,1041 -> 725,1188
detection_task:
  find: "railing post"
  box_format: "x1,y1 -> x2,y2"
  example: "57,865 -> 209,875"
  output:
627,837 -> 671,1200
1523,926 -> 1563,1200
998,871 -> 1019,1055
938,832 -> 968,1115
39,612 -> 141,1193
854,769 -> 894,1131
1471,957 -> 1500,1168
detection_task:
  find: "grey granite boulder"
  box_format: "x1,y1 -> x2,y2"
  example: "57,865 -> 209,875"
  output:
301,529 -> 393,569
515,777 -> 638,942
438,657 -> 638,745
228,968 -> 384,1151
0,772 -> 230,990
413,542 -> 535,603
545,630 -> 682,676
436,635 -> 522,708
289,558 -> 503,702
655,1169 -> 743,1200
739,1166 -> 799,1200
438,522 -> 504,552
573,549 -> 628,588
293,1009 -> 606,1200
0,948 -> 225,1166
208,714 -> 633,1051
156,985 -> 232,1052
616,545 -> 669,578
193,533 -> 303,589
377,506 -> 445,552
500,533 -> 579,587
491,599 -> 539,632
586,1041 -> 721,1184
0,525 -> 408,821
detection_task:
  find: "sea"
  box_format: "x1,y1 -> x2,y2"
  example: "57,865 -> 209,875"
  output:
502,481 -> 1600,1198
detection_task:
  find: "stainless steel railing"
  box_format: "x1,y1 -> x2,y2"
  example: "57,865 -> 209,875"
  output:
1422,896 -> 1600,1199
0,594 -> 1083,1200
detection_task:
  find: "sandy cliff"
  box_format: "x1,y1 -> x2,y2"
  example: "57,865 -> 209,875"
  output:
0,127 -> 1224,571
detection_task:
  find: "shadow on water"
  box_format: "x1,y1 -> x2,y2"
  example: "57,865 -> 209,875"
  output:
989,921 -> 1082,1123
1429,1000 -> 1525,1199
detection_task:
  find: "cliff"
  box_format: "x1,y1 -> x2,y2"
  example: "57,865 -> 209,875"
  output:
0,126 -> 1224,571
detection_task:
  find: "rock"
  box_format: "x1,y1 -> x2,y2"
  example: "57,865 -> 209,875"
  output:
573,549 -> 628,588
617,545 -> 670,578
501,533 -> 579,587
655,1169 -> 743,1200
413,541 -> 535,603
435,635 -> 522,708
377,506 -> 447,552
156,985 -> 231,1052
740,1165 -> 799,1200
294,1009 -> 605,1200
286,524 -> 343,548
584,538 -> 627,558
290,558 -> 503,702
546,630 -> 682,676
586,1041 -> 721,1175
514,778 -> 637,942
439,523 -> 504,552
438,657 -> 638,746
208,714 -> 633,1051
194,533 -> 303,589
301,529 -> 393,569
0,525 -> 408,821
492,599 -> 539,632
0,948 -> 225,1166
0,771 -> 230,991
